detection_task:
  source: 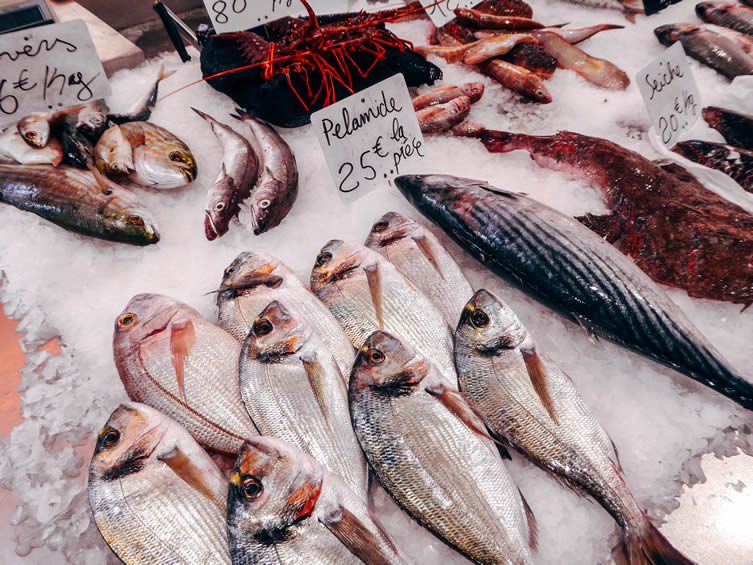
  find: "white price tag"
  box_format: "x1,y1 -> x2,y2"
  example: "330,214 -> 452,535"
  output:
204,0 -> 348,33
419,0 -> 476,28
312,73 -> 426,202
0,20 -> 111,127
637,42 -> 702,149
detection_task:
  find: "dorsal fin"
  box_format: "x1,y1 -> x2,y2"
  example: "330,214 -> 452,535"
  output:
170,320 -> 196,403
412,235 -> 444,278
363,263 -> 384,330
520,346 -> 559,425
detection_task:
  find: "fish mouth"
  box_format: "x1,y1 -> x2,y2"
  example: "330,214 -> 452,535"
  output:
204,212 -> 219,241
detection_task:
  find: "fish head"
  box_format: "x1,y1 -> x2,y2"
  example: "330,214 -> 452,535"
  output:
653,23 -> 698,46
310,240 -> 368,291
247,183 -> 290,236
460,82 -> 485,102
247,301 -> 309,360
77,103 -> 109,139
17,114 -> 50,148
228,438 -> 324,542
351,331 -> 429,394
216,251 -> 287,305
696,1 -> 733,21
113,293 -> 187,360
134,141 -> 197,189
89,402 -> 169,484
365,211 -> 419,248
102,186 -> 160,245
457,290 -> 528,354
702,106 -> 723,129
395,174 -> 490,217
204,175 -> 236,240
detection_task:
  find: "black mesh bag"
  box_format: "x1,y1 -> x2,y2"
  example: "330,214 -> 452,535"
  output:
200,13 -> 442,128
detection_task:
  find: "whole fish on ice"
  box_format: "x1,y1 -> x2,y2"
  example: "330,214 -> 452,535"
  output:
0,128 -> 62,166
239,301 -> 368,495
396,173 -> 753,412
412,83 -> 485,110
696,2 -> 753,36
88,402 -> 231,564
349,331 -> 536,564
455,289 -> 692,565
310,240 -> 458,386
0,164 -> 158,245
114,293 -> 257,454
227,436 -> 403,565
215,251 -> 354,376
673,139 -> 753,192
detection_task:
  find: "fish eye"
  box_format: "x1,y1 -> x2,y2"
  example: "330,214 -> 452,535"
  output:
372,221 -> 389,233
366,348 -> 385,365
128,215 -> 145,227
118,312 -> 138,329
215,202 -> 226,211
316,252 -> 333,268
253,318 -> 274,336
259,199 -> 271,209
26,131 -> 36,139
103,188 -> 113,196
470,309 -> 490,328
98,427 -> 121,449
241,476 -> 263,499
169,151 -> 183,162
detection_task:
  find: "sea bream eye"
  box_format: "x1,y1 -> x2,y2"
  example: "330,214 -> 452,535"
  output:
98,427 -> 121,449
241,476 -> 263,499
367,348 -> 385,365
372,221 -> 389,233
118,312 -> 138,329
254,319 -> 274,336
316,252 -> 333,267
470,309 -> 490,328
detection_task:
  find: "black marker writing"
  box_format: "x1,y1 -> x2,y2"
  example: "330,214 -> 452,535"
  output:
0,37 -> 77,62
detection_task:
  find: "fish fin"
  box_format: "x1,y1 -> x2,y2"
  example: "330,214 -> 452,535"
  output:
576,213 -> 622,243
158,63 -> 176,82
86,164 -> 112,193
611,439 -> 622,465
363,263 -> 384,330
520,346 -> 559,425
412,234 -> 444,278
616,520 -> 693,565
425,382 -> 512,457
319,504 -> 400,565
299,351 -> 338,428
574,314 -> 599,343
157,445 -> 225,511
742,302 -> 753,313
170,320 -> 196,404
519,489 -> 539,552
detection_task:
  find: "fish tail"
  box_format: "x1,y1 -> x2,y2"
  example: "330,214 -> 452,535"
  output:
158,63 -> 176,82
479,130 -> 532,152
616,520 -> 692,565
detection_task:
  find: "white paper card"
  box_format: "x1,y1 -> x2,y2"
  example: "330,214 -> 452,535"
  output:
205,0 -> 347,33
0,20 -> 110,127
418,0 -> 476,28
636,42 -> 702,149
311,73 -> 426,202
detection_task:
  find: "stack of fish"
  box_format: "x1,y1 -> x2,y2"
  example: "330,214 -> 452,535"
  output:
0,66 -> 196,246
95,196 -> 753,562
673,106 -> 753,192
414,0 -> 629,104
655,1 -> 753,79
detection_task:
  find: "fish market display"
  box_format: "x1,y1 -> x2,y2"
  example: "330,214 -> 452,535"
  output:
215,251 -> 355,376
227,437 -> 403,565
310,240 -> 458,386
673,140 -> 753,192
654,23 -> 753,79
703,106 -> 753,149
193,109 -> 260,240
479,130 -> 753,306
0,164 -> 158,245
113,293 -> 257,454
349,331 -> 535,564
395,174 -> 753,411
0,129 -> 62,166
455,290 -> 693,565
111,122 -> 197,189
232,111 -> 299,235
696,2 -> 753,36
88,403 -> 231,564
239,302 -> 367,495
365,211 -> 473,327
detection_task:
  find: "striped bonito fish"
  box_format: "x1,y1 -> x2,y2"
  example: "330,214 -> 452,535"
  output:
395,174 -> 753,412
0,164 -> 158,245
118,121 -> 196,189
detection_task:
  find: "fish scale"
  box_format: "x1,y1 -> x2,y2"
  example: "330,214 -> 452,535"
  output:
396,174 -> 753,412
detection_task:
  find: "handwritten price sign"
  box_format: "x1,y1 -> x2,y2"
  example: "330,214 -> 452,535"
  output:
419,0 -> 476,27
205,0 -> 347,33
312,73 -> 426,202
637,42 -> 701,149
0,20 -> 110,127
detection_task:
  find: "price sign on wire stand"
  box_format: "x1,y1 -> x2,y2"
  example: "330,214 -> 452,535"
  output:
312,73 -> 426,202
0,20 -> 110,127
204,0 -> 348,33
418,0 -> 476,28
636,42 -> 701,149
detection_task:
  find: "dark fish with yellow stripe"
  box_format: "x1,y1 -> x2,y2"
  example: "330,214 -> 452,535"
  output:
0,164 -> 158,245
117,121 -> 197,189
89,402 -> 231,564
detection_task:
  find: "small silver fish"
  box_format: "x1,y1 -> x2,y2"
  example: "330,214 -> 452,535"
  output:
0,128 -> 63,166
